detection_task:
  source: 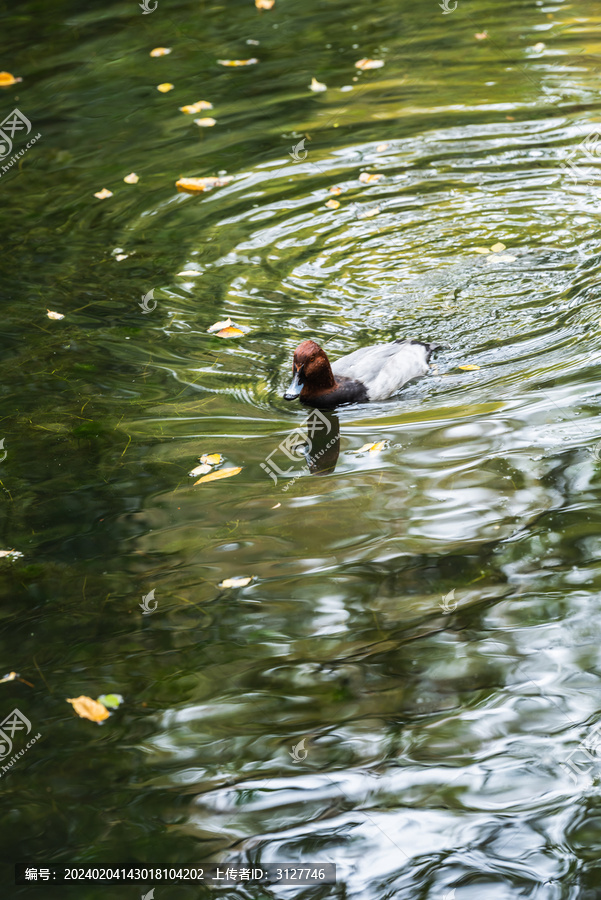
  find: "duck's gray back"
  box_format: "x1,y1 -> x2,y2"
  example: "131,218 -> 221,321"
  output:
331,340 -> 430,401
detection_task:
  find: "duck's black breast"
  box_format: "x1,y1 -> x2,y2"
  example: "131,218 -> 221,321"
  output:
301,376 -> 369,409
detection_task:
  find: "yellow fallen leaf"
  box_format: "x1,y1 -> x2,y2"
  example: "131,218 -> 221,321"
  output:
157,82 -> 174,92
325,199 -> 340,209
255,0 -> 274,7
376,143 -> 389,151
180,100 -> 213,113
150,47 -> 171,57
200,453 -> 222,465
458,364 -> 480,371
47,310 -> 64,320
272,503 -> 281,509
310,77 -> 327,92
355,58 -> 384,70
217,326 -> 244,337
123,172 -> 139,184
490,241 -> 506,252
329,185 -> 342,195
0,672 -> 18,683
217,58 -> 258,66
473,247 -> 490,254
358,206 -> 380,218
219,576 -> 254,588
67,695 -> 110,723
189,463 -> 212,477
194,466 -> 241,485
475,31 -> 488,40
355,441 -> 386,453
359,172 -> 383,183
207,317 -> 233,333
194,117 -> 216,127
176,176 -> 231,193
94,188 -> 112,199
0,71 -> 22,86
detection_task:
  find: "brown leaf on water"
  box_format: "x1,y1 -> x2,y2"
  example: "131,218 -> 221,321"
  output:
180,100 -> 213,113
194,117 -> 216,127
94,188 -> 113,199
325,199 -> 340,209
47,310 -> 64,320
218,58 -> 258,66
123,172 -> 139,184
458,364 -> 480,371
217,326 -> 244,337
176,176 -> 231,193
219,576 -> 254,588
329,186 -> 342,195
0,671 -> 34,686
207,317 -> 233,333
194,466 -> 241,485
200,453 -> 223,466
150,47 -> 171,57
255,0 -> 274,7
355,58 -> 384,70
67,695 -> 110,723
0,71 -> 22,86
359,172 -> 383,183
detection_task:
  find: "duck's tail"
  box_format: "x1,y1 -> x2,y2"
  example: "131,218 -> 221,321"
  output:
402,339 -> 443,362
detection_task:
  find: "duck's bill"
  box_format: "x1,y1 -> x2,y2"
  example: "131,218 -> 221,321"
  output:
283,371 -> 302,400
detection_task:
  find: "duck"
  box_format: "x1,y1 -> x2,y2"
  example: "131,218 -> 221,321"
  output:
283,338 -> 437,408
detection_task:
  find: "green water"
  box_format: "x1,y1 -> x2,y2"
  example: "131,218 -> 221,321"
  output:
2,0 -> 601,896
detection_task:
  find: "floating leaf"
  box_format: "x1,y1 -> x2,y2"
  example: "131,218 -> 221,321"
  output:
200,453 -> 223,466
217,326 -> 244,337
67,695 -> 110,723
219,576 -> 254,588
355,58 -> 384,70
194,117 -> 216,127
176,175 -> 231,193
325,199 -> 340,209
272,503 -> 281,509
473,247 -> 490,254
157,82 -> 174,92
458,364 -> 480,371
0,71 -> 22,86
189,463 -> 212,477
490,241 -> 506,252
0,672 -> 18,683
357,206 -> 380,218
376,143 -> 389,151
97,693 -> 124,709
475,31 -> 488,40
180,100 -> 213,113
177,270 -> 201,276
123,172 -> 139,184
359,172 -> 383,183
255,0 -> 274,7
0,549 -> 23,559
218,58 -> 258,66
94,188 -> 112,199
329,185 -> 342,195
309,77 -> 327,92
355,441 -> 386,453
207,317 -> 233,333
194,466 -> 241,485
150,47 -> 171,57
47,310 -> 64,320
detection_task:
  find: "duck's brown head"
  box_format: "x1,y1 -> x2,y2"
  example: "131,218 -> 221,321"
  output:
283,340 -> 336,401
